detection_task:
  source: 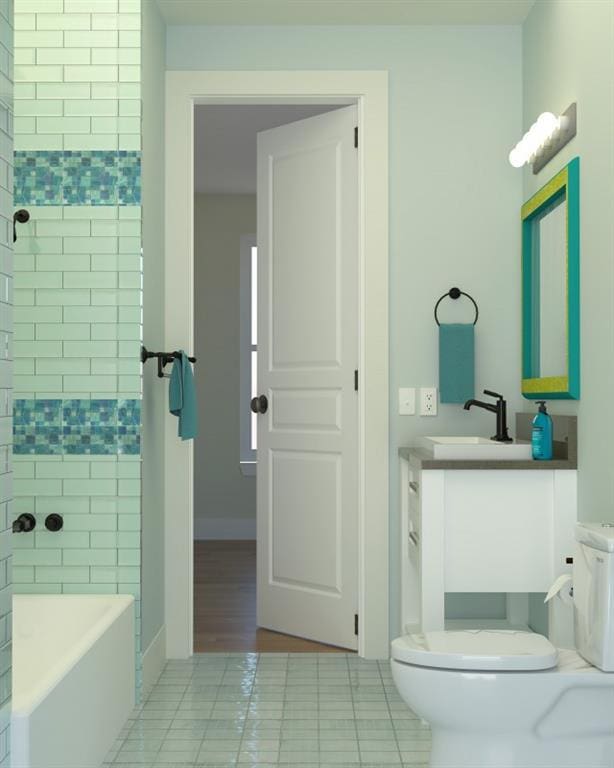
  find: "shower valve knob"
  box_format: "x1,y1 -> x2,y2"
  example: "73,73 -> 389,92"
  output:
45,513 -> 64,532
12,513 -> 36,533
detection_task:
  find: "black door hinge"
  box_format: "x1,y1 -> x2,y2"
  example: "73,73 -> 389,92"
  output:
354,126 -> 358,148
354,613 -> 359,636
354,369 -> 358,391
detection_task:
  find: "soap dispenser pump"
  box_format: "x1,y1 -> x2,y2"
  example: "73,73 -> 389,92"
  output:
532,401 -> 553,460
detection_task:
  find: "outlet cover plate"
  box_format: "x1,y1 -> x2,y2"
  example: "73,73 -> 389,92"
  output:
420,387 -> 437,416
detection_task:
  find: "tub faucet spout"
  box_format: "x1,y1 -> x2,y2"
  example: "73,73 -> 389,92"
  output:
464,389 -> 513,443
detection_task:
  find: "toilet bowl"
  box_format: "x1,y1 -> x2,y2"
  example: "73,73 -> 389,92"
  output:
391,631 -> 614,768
391,524 -> 614,768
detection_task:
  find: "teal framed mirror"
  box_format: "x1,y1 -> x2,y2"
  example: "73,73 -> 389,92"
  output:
522,157 -> 580,400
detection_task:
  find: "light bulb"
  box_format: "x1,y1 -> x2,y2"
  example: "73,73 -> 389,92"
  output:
524,130 -> 540,158
536,112 -> 559,134
516,133 -> 533,157
508,147 -> 525,168
508,110 -> 565,168
532,124 -> 549,146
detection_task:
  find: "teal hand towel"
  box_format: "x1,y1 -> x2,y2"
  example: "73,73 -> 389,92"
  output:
439,323 -> 475,404
169,351 -> 198,440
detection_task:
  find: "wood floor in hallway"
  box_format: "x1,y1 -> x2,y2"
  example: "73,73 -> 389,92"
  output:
194,540 -> 350,653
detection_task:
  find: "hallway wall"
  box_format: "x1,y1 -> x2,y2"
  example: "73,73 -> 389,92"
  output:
194,194 -> 256,539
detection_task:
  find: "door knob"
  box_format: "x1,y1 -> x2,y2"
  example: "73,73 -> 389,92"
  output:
250,395 -> 268,414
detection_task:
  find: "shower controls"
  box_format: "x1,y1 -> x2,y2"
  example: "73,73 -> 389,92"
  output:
45,514 -> 64,532
12,513 -> 36,533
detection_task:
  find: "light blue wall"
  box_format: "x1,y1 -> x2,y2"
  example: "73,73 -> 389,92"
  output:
528,592 -> 549,636
522,0 -> 614,634
523,0 -> 614,519
167,24 -> 524,638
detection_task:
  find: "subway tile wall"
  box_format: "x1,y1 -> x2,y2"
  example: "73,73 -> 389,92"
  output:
0,1 -> 11,764
13,204 -> 142,398
13,0 -> 142,687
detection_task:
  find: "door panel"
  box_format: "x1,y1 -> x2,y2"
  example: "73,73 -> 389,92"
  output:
271,450 -> 341,593
257,105 -> 358,650
270,145 -> 341,369
271,389 -> 341,433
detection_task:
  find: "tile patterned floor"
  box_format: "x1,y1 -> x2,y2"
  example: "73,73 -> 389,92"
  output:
102,653 -> 430,767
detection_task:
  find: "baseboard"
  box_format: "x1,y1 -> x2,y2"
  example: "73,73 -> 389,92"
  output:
194,517 -> 256,540
142,625 -> 166,698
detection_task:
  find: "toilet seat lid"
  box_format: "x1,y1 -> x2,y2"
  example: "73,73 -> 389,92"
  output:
391,630 -> 558,671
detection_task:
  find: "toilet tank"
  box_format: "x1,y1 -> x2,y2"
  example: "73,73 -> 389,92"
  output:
574,523 -> 614,671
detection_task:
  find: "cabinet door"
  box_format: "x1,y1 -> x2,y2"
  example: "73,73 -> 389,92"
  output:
444,470 -> 555,592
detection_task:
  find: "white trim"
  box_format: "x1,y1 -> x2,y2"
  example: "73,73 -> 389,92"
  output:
240,461 -> 257,476
165,70 -> 389,659
164,73 -> 195,660
194,517 -> 257,540
141,625 -> 166,699
239,233 -> 257,465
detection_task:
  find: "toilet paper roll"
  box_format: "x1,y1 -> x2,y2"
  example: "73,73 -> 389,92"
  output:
544,573 -> 573,605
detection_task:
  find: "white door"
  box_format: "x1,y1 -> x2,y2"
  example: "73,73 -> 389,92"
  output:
255,105 -> 359,650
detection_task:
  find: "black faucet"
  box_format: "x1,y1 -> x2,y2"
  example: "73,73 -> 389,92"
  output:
463,389 -> 513,443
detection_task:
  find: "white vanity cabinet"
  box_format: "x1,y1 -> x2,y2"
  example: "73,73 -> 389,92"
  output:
399,449 -> 577,634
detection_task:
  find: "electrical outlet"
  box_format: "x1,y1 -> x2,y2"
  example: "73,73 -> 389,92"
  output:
420,387 -> 438,416
398,388 -> 415,415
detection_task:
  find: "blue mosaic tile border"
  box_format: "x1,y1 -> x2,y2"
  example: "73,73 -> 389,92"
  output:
13,399 -> 141,455
14,151 -> 141,206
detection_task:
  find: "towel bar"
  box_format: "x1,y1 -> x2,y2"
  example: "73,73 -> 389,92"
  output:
141,345 -> 196,378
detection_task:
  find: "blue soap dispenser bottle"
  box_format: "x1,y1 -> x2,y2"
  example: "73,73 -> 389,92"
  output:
532,401 -> 553,460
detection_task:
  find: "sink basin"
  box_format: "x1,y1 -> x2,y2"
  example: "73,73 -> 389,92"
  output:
420,436 -> 533,461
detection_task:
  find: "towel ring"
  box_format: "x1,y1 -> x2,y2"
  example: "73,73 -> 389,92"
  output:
434,287 -> 479,326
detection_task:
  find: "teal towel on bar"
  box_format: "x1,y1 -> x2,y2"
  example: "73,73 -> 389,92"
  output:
439,323 -> 475,404
169,351 -> 198,440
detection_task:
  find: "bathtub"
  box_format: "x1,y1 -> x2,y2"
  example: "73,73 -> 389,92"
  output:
11,594 -> 135,768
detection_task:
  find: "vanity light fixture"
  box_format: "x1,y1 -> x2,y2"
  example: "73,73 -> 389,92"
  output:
509,103 -> 577,174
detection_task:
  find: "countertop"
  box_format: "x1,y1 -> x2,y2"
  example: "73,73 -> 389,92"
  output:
399,413 -> 577,471
398,446 -> 576,470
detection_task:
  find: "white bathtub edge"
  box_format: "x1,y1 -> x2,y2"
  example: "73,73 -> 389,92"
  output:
12,595 -> 135,718
142,624 -> 166,698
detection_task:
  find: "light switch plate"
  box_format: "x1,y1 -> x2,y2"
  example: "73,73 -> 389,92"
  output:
399,387 -> 415,415
420,387 -> 438,416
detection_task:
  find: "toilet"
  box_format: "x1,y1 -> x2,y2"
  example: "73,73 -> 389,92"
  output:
391,523 -> 614,768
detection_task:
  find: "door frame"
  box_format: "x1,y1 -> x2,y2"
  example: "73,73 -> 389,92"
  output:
164,70 -> 389,659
